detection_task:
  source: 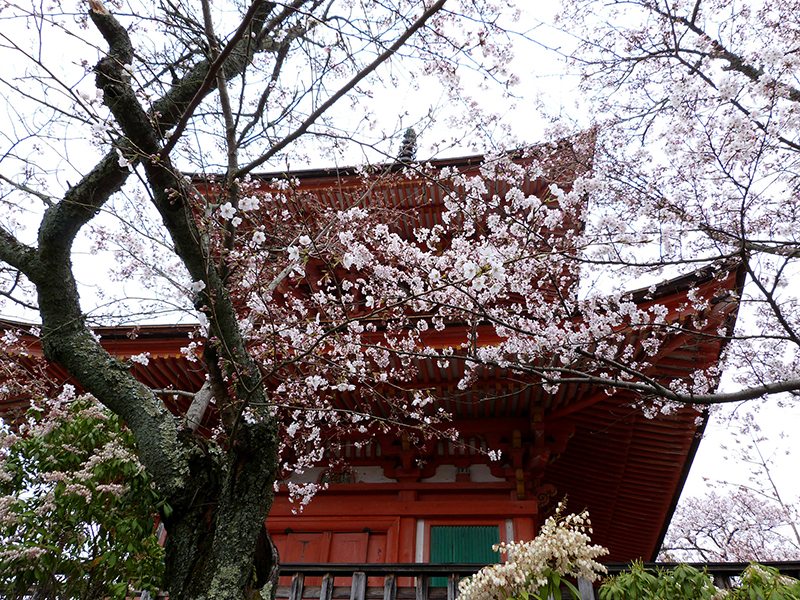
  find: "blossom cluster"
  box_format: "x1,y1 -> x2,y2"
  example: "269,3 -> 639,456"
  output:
0,392 -> 164,597
174,137 -> 729,495
458,504 -> 608,600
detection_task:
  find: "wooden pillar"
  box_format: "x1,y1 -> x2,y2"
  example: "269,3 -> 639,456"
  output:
350,572 -> 366,600
383,574 -> 397,600
415,575 -> 429,600
288,573 -> 304,600
320,574 -> 334,600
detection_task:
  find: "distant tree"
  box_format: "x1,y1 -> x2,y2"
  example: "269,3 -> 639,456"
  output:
661,414 -> 800,561
661,488 -> 800,562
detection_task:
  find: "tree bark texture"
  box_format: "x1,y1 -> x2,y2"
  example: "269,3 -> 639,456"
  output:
0,1 -> 453,596
0,3 -> 290,598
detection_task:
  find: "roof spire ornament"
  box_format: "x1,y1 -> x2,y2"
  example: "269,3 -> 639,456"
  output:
396,127 -> 417,163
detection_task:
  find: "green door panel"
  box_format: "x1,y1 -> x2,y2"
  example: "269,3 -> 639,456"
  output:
429,525 -> 500,586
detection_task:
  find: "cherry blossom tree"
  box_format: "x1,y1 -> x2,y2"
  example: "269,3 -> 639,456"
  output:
0,1 -> 533,597
548,0 -> 800,558
661,414 -> 800,561
548,0 -> 800,562
3,0 -> 800,597
555,0 -> 800,404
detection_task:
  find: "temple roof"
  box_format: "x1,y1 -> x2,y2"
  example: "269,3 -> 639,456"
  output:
0,260 -> 744,561
0,143 -> 743,561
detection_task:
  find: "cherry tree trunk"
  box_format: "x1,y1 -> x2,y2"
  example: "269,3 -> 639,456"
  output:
161,423 -> 280,600
34,262 -> 280,599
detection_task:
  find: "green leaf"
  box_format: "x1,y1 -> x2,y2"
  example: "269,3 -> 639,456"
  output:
563,578 -> 581,599
0,397 -> 165,598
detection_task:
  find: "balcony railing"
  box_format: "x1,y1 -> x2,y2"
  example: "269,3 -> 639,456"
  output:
275,561 -> 800,600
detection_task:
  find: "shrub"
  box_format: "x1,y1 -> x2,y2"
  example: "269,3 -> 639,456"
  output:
458,503 -> 608,600
599,562 -> 800,600
599,562 -> 716,600
0,392 -> 165,599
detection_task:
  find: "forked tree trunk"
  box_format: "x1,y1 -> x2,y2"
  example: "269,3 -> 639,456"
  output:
32,263 -> 278,598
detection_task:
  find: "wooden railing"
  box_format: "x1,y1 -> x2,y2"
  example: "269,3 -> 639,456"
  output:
276,563 -> 481,600
275,561 -> 800,600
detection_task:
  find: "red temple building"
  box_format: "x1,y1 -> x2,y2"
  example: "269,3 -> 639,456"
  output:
0,146 -> 745,595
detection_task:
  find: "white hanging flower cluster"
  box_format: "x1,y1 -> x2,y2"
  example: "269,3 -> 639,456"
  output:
458,504 -> 608,600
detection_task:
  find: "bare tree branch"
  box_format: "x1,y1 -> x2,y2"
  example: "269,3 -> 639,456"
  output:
236,0 -> 448,176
